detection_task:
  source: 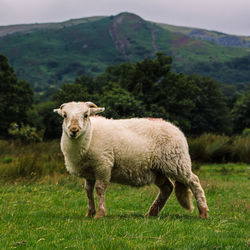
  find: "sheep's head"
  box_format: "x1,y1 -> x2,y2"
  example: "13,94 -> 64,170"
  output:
54,101 -> 105,139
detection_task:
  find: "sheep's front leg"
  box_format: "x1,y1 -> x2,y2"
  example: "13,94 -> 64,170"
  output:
85,179 -> 96,217
95,180 -> 108,219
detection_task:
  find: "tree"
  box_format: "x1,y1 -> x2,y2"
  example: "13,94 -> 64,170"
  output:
124,53 -> 172,104
52,83 -> 92,105
187,75 -> 232,135
99,82 -> 145,119
157,73 -> 199,132
51,53 -> 233,135
99,53 -> 172,105
0,55 -> 33,137
232,87 -> 250,133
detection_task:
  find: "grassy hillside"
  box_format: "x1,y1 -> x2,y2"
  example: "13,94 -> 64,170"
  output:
0,16 -> 119,91
0,12 -> 249,94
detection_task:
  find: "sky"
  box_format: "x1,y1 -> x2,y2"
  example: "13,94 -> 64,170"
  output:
0,0 -> 250,36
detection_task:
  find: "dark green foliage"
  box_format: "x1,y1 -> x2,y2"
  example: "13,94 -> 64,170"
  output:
232,87 -> 250,133
187,75 -> 231,135
157,73 -> 198,131
52,83 -> 91,104
1,50 -> 249,140
98,82 -> 145,119
8,123 -> 42,143
0,55 -> 33,137
50,53 -> 232,135
242,128 -> 250,137
27,101 -> 62,140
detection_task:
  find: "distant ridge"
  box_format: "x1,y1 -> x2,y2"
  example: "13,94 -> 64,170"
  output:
1,13 -> 249,48
157,23 -> 250,48
0,16 -> 105,37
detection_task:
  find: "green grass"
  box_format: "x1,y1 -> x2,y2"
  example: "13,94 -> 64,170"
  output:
0,164 -> 249,249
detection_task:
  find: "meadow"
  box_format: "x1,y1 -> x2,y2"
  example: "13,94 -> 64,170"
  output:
0,140 -> 249,249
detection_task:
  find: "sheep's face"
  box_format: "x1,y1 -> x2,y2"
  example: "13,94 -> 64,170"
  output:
54,102 -> 105,139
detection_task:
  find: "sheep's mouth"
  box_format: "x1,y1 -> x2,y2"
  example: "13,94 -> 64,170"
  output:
69,132 -> 78,139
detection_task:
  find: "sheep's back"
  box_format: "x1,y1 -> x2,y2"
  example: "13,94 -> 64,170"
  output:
90,117 -> 189,169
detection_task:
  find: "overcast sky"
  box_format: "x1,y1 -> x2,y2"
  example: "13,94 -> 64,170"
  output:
1,0 -> 249,36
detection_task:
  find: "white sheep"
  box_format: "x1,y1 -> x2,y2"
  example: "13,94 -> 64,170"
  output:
54,101 -> 209,219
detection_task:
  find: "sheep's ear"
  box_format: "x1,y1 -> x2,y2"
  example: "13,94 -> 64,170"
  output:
85,101 -> 105,115
53,104 -> 65,116
53,108 -> 63,116
85,101 -> 98,108
89,107 -> 105,115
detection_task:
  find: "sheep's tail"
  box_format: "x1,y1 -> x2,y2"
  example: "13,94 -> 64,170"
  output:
175,181 -> 194,212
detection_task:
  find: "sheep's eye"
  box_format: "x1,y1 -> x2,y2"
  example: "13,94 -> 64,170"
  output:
84,114 -> 88,119
63,113 -> 67,118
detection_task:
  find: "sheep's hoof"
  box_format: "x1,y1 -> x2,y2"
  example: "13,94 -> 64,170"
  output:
198,207 -> 209,219
94,214 -> 105,219
94,210 -> 106,219
85,210 -> 96,218
144,211 -> 159,217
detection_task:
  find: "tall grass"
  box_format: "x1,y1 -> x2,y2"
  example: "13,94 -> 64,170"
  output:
0,140 -> 65,181
231,136 -> 250,163
188,134 -> 250,164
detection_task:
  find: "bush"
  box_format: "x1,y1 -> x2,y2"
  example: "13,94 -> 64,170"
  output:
205,135 -> 231,163
242,128 -> 250,137
188,136 -> 207,163
188,134 -> 231,163
188,133 -> 250,164
231,136 -> 250,163
8,123 -> 43,143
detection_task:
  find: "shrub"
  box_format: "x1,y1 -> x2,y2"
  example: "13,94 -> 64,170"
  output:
8,123 -> 43,143
205,135 -> 231,163
242,128 -> 250,137
188,136 -> 208,163
188,133 -> 250,164
231,136 -> 250,163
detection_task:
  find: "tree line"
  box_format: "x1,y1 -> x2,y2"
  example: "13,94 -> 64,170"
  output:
0,53 -> 249,141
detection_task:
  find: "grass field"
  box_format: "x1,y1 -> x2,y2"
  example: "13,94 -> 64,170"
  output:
0,164 -> 249,249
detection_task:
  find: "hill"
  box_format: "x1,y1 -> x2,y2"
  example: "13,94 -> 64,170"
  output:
0,12 -> 249,96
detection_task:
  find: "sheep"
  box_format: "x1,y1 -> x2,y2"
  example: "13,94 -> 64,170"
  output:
54,101 -> 209,219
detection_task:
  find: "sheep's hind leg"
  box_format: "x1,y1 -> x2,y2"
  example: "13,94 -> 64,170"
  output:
189,173 -> 209,218
84,179 -> 96,217
95,180 -> 108,219
145,177 -> 173,216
